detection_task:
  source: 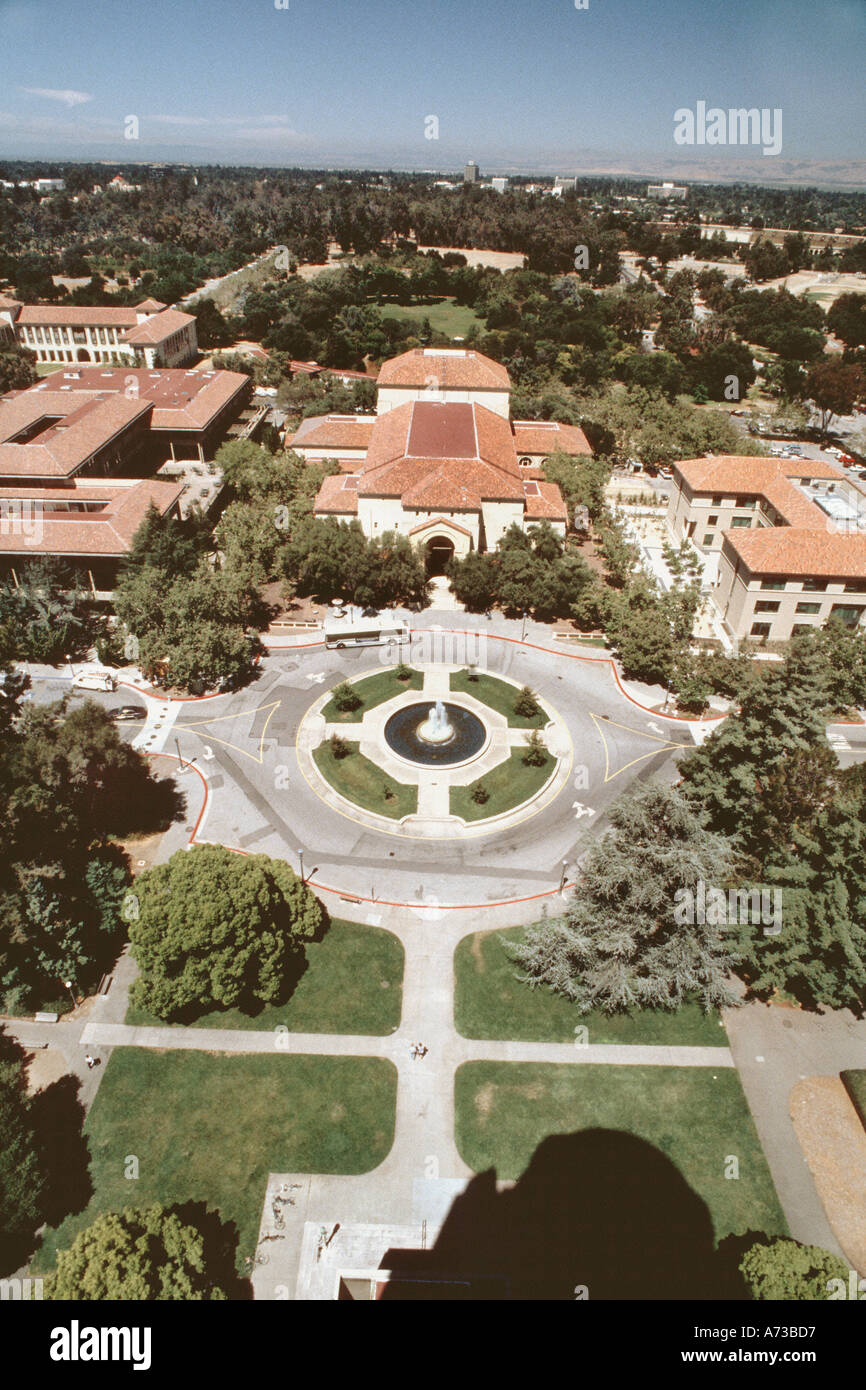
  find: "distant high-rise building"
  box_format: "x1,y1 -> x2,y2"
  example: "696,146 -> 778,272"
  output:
647,181 -> 688,200
464,161 -> 480,184
491,177 -> 508,193
554,176 -> 576,191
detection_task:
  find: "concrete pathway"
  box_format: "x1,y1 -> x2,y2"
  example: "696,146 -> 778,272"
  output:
724,1000 -> 866,1263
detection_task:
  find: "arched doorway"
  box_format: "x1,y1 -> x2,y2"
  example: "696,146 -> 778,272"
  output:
425,536 -> 455,576
76,348 -> 92,362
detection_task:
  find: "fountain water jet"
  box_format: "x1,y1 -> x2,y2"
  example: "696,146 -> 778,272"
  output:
416,698 -> 454,744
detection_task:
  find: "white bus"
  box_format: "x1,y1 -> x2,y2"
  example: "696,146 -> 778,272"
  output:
324,617 -> 410,649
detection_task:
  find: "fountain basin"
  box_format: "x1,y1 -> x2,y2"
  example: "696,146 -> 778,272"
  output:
384,701 -> 486,766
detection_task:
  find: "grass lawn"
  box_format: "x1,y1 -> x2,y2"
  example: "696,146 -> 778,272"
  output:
455,1062 -> 786,1245
34,363 -> 68,378
313,739 -> 417,819
450,669 -> 545,728
842,1070 -> 866,1130
321,667 -> 423,722
377,296 -> 483,338
454,928 -> 729,1044
35,1050 -> 397,1275
450,748 -> 555,821
125,920 -> 403,1035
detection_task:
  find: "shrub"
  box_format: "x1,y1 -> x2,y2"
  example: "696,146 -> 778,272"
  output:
331,680 -> 362,712
522,730 -> 548,766
514,685 -> 541,719
329,733 -> 351,760
394,662 -> 412,681
471,783 -> 490,805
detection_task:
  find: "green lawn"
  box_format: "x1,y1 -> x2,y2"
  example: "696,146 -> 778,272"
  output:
321,667 -> 423,722
842,1070 -> 866,1131
455,928 -> 729,1045
125,920 -> 403,1035
450,669 -> 545,728
455,1062 -> 786,1246
377,296 -> 483,338
313,740 -> 417,819
35,1050 -> 397,1275
450,748 -> 555,821
34,363 -> 68,378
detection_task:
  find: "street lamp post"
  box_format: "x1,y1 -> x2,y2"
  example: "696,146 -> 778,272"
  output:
521,611 -> 528,642
64,979 -> 76,1009
559,861 -> 569,894
297,849 -> 304,884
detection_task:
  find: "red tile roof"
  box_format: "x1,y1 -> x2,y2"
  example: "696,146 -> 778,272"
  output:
723,528 -> 866,581
523,479 -> 569,521
0,392 -> 152,478
512,420 -> 593,456
288,416 -> 375,451
376,348 -> 510,391
134,298 -> 167,312
17,305 -> 139,327
313,473 -> 359,514
0,478 -> 183,556
123,308 -> 195,345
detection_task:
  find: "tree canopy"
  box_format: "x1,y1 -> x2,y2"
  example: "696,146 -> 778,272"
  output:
128,844 -> 325,1020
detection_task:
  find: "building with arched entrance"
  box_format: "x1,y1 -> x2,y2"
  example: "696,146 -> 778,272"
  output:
0,296 -> 197,368
292,349 -> 589,553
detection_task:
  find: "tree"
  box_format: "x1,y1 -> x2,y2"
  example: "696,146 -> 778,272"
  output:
738,1237 -> 848,1301
804,361 -> 865,436
0,1031 -> 48,1272
787,622 -> 866,714
122,503 -> 204,580
827,293 -> 866,349
0,344 -> 38,394
128,844 -> 324,1020
677,661 -> 829,856
514,685 -> 541,719
446,552 -> 499,612
48,1205 -> 231,1300
522,730 -> 548,766
193,297 -> 234,350
510,782 -> 737,1015
115,564 -> 262,693
331,680 -> 362,713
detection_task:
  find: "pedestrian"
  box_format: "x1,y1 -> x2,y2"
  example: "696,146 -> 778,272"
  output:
409,1043 -> 419,1060
84,1054 -> 94,1070
418,1043 -> 428,1058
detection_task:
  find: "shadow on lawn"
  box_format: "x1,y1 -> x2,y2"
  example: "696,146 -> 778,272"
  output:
379,1129 -> 752,1300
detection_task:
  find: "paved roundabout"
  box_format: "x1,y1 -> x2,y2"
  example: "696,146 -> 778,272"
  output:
296,663 -> 573,839
158,615 -> 701,921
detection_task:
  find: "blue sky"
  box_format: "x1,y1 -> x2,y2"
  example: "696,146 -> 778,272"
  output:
1,0 -> 865,175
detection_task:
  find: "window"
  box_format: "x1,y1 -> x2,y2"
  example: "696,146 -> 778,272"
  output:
750,622 -> 772,638
711,496 -> 724,506
802,579 -> 826,592
755,601 -> 780,613
829,604 -> 864,628
761,580 -> 785,590
735,497 -> 756,509
731,517 -> 752,528
702,534 -> 715,546
795,602 -> 821,614
844,583 -> 864,594
708,515 -> 719,525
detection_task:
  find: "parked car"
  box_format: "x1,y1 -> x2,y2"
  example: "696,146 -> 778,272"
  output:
109,704 -> 147,722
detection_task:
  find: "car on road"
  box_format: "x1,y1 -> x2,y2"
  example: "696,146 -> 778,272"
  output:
109,704 -> 147,722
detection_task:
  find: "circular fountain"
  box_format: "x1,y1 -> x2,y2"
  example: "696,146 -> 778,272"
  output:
416,699 -> 454,744
384,700 -> 486,766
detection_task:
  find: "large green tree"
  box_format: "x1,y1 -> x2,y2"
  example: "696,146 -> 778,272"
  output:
510,782 -> 738,1015
739,1237 -> 849,1301
0,1031 -> 48,1272
128,844 -> 325,1020
48,1204 -> 231,1300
